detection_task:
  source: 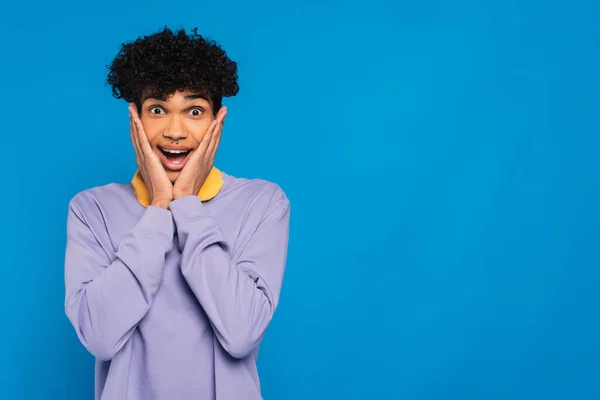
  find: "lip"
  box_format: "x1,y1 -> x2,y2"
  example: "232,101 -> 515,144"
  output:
157,146 -> 193,172
159,144 -> 192,151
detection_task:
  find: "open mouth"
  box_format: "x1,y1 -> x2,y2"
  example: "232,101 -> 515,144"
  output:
158,146 -> 192,171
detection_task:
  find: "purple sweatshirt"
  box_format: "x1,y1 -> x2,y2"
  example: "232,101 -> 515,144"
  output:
64,170 -> 290,400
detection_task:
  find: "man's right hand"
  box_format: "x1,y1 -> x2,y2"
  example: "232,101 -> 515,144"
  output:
129,103 -> 173,209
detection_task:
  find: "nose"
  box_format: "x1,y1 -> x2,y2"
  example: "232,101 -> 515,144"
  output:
162,115 -> 188,142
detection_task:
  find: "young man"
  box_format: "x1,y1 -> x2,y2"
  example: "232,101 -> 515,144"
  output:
64,27 -> 290,400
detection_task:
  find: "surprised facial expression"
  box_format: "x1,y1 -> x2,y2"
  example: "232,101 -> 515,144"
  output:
139,89 -> 214,183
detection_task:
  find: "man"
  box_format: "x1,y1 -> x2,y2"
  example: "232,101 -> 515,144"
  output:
64,27 -> 290,400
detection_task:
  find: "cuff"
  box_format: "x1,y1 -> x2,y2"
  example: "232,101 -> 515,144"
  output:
134,205 -> 175,243
169,195 -> 207,227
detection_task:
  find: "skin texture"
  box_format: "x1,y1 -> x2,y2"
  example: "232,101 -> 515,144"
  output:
129,90 -> 227,208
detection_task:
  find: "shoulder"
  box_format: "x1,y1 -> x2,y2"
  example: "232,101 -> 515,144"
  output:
68,183 -> 134,217
222,172 -> 288,203
220,172 -> 290,218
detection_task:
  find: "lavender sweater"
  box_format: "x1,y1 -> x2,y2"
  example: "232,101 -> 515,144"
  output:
64,171 -> 290,399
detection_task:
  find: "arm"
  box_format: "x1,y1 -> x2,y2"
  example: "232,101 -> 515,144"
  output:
64,198 -> 174,360
169,188 -> 290,359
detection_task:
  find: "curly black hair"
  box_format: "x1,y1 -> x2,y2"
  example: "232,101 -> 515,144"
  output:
106,27 -> 239,115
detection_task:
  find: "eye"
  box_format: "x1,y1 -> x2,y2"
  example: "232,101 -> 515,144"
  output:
188,108 -> 204,117
149,106 -> 165,115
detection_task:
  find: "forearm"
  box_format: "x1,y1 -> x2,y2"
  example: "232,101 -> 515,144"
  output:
182,241 -> 273,358
170,196 -> 284,359
65,205 -> 174,360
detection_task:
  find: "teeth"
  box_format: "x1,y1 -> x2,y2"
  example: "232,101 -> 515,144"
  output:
162,149 -> 188,154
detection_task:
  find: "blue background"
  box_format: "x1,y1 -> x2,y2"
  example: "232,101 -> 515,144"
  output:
1,0 -> 599,398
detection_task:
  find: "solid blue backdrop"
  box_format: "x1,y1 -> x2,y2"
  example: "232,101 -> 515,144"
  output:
1,0 -> 599,399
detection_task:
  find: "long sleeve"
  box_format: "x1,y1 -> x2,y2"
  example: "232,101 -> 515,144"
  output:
169,188 -> 290,359
64,198 -> 174,361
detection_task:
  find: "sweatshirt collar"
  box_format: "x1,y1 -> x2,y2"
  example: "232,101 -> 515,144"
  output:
131,167 -> 224,207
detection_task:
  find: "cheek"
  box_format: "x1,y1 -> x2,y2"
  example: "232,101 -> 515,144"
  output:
189,120 -> 213,144
140,118 -> 161,144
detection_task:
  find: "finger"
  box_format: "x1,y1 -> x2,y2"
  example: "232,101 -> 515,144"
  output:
206,118 -> 223,157
129,103 -> 140,119
206,109 -> 225,152
218,107 -> 227,126
216,107 -> 227,128
198,120 -> 217,154
206,132 -> 221,167
217,106 -> 227,120
134,117 -> 154,159
130,113 -> 142,163
210,108 -> 226,146
190,125 -> 215,166
184,123 -> 213,166
214,124 -> 222,152
129,103 -> 145,155
129,112 -> 134,146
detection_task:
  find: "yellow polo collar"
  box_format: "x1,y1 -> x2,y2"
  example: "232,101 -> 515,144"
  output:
131,167 -> 224,207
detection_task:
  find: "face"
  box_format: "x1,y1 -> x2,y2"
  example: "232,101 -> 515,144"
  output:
139,89 -> 215,182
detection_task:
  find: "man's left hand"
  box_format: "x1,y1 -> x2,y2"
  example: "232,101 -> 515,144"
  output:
173,106 -> 227,200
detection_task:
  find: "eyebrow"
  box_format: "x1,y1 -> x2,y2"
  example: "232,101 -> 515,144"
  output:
183,93 -> 210,103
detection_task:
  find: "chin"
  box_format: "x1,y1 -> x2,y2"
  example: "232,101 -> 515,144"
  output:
168,172 -> 180,183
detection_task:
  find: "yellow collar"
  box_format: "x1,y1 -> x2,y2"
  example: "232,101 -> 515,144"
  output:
131,167 -> 224,207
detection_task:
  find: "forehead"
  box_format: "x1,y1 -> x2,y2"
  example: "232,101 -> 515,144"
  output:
141,89 -> 212,106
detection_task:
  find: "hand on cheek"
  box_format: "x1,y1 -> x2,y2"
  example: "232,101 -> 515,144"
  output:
173,107 -> 227,200
129,103 -> 173,208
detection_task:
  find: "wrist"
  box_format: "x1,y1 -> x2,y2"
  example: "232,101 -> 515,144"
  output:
150,198 -> 172,209
173,190 -> 194,200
